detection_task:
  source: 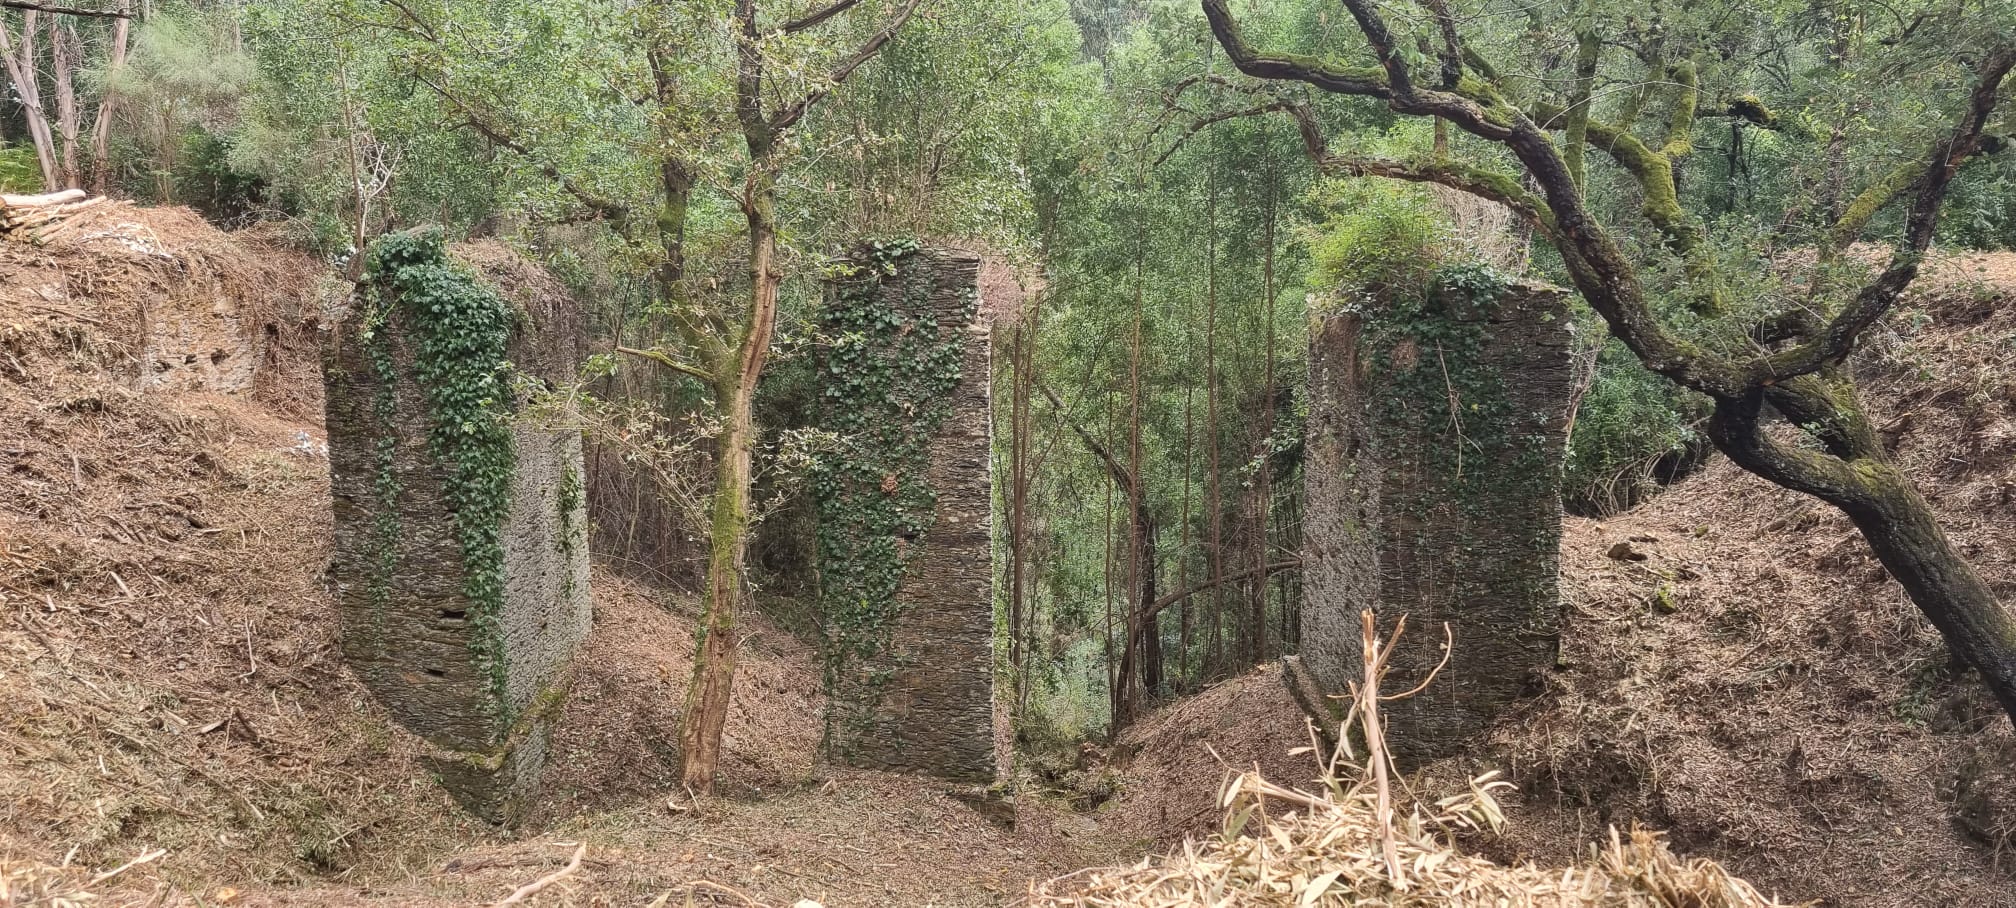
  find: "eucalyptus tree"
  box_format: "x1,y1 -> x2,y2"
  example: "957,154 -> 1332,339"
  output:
1014,8 -> 1320,736
1194,0 -> 2016,720
0,0 -> 131,191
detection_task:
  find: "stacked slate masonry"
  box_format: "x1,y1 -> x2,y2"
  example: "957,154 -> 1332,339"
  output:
324,237 -> 591,823
1296,274 -> 1572,765
816,243 -> 996,783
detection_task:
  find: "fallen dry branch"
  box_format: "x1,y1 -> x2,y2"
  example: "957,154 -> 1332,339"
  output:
1028,609 -> 1804,907
0,191 -> 134,245
492,843 -> 587,907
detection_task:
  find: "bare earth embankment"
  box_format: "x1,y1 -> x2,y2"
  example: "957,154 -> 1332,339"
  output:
0,209 -> 1109,907
1097,253 -> 2016,906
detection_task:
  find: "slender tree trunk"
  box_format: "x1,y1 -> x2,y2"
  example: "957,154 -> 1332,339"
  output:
1252,145 -> 1279,664
1204,139 -> 1224,681
1178,386 -> 1195,692
1102,464 -> 1116,718
1122,195 -> 1152,719
679,376 -> 755,794
1041,382 -> 1156,729
50,20 -> 81,190
678,165 -> 780,795
1138,519 -> 1160,696
1007,320 -> 1028,714
88,14 -> 128,194
0,12 -> 61,190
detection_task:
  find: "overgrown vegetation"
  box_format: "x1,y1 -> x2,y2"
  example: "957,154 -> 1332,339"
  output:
811,240 -> 975,748
358,228 -> 519,715
6,0 -> 2013,831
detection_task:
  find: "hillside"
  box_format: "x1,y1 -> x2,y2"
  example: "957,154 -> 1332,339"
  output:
1097,252 -> 2016,906
6,208 -> 2009,905
0,209 -> 1115,906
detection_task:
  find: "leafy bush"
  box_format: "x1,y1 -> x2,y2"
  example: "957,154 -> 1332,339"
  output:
1564,337 -> 1710,515
174,130 -> 272,225
0,143 -> 41,193
1307,182 -> 1448,299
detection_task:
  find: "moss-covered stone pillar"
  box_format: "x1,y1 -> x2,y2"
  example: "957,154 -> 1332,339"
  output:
814,241 -> 995,782
324,231 -> 591,823
1297,270 -> 1570,765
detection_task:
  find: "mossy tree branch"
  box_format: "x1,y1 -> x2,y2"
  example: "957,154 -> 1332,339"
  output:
1155,78 -> 1556,234
615,345 -> 716,385
1563,25 -> 1600,190
1762,44 -> 2015,382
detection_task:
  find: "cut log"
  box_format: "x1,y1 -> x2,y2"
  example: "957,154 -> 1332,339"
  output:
1,189 -> 88,208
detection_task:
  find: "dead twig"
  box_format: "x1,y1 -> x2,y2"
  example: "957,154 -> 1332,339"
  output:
86,848 -> 166,886
492,843 -> 586,907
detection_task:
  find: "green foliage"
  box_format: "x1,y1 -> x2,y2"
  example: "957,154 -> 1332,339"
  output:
0,143 -> 40,193
174,130 -> 272,225
359,228 -> 520,718
1308,184 -> 1448,300
1564,340 -> 1707,515
811,239 -> 973,746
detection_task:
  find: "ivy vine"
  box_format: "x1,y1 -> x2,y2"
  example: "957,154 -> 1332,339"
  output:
358,228 -> 520,720
811,239 -> 974,747
1347,261 -> 1563,610
1350,262 -> 1550,503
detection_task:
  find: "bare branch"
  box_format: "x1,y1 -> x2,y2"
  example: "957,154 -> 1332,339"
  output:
0,1 -> 126,18
410,73 -> 631,222
372,0 -> 438,42
768,0 -> 928,135
1160,76 -> 1554,239
1199,0 -> 1392,99
778,0 -> 863,33
617,345 -> 718,385
1151,100 -> 1291,168
1142,560 -> 1302,624
1415,0 -> 1464,89
492,844 -> 586,908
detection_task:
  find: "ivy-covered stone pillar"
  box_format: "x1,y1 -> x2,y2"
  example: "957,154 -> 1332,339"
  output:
1296,268 -> 1570,765
814,240 -> 995,782
324,230 -> 591,823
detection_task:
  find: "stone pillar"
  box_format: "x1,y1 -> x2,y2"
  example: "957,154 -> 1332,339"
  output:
324,232 -> 590,823
816,243 -> 995,782
1296,273 -> 1570,765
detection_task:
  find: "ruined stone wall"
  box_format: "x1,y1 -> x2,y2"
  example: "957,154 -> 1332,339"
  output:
324,234 -> 590,822
817,244 -> 995,782
1299,275 -> 1570,765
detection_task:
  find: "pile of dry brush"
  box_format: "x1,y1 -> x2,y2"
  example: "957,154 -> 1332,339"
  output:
1028,612 -> 1800,907
0,189 -> 135,245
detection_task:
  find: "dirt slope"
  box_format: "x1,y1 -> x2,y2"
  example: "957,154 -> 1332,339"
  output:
1102,252 -> 2016,906
0,210 -> 1102,907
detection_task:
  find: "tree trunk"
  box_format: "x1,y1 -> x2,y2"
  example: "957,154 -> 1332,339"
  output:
0,12 -> 61,190
1139,519 -> 1162,696
677,167 -> 779,795
88,14 -> 128,194
678,379 -> 753,794
1708,384 -> 2016,722
1847,470 -> 2016,718
51,20 -> 80,189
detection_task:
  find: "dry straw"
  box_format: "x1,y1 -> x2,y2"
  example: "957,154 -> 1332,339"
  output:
1028,610 -> 1803,908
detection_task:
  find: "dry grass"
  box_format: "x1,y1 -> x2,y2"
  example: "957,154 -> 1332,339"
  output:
1034,614 -> 1798,908
1032,771 -> 1790,907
